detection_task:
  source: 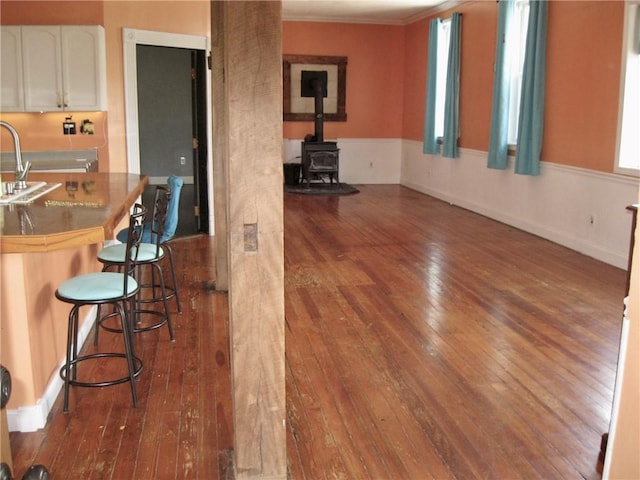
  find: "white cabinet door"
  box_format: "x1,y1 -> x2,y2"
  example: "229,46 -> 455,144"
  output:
1,26 -> 25,112
22,25 -> 106,112
61,26 -> 106,111
22,26 -> 64,111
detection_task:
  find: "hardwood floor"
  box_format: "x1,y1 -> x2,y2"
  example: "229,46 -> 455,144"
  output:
10,185 -> 626,479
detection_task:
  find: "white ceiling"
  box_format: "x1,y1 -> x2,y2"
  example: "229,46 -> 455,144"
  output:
281,0 -> 447,25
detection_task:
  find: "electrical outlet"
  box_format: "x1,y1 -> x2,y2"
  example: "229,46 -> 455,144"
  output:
63,121 -> 76,135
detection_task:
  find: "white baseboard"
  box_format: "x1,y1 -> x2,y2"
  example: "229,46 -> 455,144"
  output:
6,306 -> 97,432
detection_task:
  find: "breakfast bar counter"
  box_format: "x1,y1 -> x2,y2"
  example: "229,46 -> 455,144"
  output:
1,172 -> 147,254
0,172 -> 147,429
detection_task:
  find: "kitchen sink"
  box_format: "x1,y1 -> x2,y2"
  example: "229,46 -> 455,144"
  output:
0,181 -> 62,205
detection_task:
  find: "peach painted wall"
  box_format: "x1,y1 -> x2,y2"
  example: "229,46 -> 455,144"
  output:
282,22 -> 405,140
457,1 -> 497,151
0,113 -> 109,169
401,16 -> 429,142
0,1 -> 103,24
0,1 -> 210,173
544,1 -> 623,172
285,1 -> 624,173
401,0 -> 624,173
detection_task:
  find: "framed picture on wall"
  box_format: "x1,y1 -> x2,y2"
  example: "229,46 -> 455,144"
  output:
283,54 -> 347,122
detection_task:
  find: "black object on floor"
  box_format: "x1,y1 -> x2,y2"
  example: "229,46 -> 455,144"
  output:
283,163 -> 302,186
284,182 -> 359,196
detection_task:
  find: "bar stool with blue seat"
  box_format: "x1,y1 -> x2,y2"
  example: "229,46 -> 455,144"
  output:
56,204 -> 146,413
96,185 -> 175,341
116,175 -> 183,314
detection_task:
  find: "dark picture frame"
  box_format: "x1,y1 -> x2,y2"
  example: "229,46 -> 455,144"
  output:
283,54 -> 347,122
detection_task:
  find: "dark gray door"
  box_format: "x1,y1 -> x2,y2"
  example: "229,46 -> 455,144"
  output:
136,44 -> 208,236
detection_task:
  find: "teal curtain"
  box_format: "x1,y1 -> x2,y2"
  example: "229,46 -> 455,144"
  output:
442,12 -> 462,158
515,0 -> 548,175
487,0 -> 514,169
423,19 -> 440,155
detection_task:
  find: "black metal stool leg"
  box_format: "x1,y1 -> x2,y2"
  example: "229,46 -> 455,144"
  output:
93,305 -> 101,346
152,262 -> 174,341
116,302 -> 138,407
164,242 -> 182,313
62,305 -> 79,414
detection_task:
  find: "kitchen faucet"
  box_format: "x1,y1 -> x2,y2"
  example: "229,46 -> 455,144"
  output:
0,120 -> 31,190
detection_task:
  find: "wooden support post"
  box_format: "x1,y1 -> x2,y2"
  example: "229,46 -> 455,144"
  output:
211,1 -> 286,478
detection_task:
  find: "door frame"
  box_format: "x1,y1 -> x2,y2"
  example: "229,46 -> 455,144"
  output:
122,27 -> 214,234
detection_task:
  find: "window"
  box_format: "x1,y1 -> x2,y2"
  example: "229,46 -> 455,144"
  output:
424,13 -> 461,158
616,2 -> 640,174
434,18 -> 451,139
506,0 -> 530,145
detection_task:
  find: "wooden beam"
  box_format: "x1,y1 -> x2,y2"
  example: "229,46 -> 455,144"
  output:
212,1 -> 286,478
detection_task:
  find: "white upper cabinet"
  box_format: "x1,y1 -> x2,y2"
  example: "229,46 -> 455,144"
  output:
60,26 -> 107,111
11,25 -> 107,112
22,26 -> 63,111
1,26 -> 25,112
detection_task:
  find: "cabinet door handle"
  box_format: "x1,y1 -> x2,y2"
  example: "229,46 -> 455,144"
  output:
57,93 -> 69,108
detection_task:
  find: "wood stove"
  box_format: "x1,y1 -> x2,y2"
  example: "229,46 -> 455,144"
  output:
301,141 -> 339,187
300,70 -> 340,187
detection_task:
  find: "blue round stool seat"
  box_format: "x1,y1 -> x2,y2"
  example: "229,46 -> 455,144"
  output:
98,243 -> 165,264
57,272 -> 138,302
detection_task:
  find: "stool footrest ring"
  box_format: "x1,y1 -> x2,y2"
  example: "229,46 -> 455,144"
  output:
98,309 -> 170,334
137,283 -> 178,307
59,352 -> 143,388
132,308 -> 171,333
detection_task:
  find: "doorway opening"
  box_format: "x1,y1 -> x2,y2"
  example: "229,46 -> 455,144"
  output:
123,28 -> 213,237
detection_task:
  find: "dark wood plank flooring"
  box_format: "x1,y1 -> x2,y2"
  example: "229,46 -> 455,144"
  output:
10,185 -> 626,479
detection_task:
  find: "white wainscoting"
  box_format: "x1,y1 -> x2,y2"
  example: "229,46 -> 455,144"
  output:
283,138 -> 402,184
401,140 -> 639,269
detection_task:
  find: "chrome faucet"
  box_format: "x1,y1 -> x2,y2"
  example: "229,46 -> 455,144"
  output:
0,121 -> 31,190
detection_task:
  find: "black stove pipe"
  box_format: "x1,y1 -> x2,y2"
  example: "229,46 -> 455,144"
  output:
313,79 -> 324,142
